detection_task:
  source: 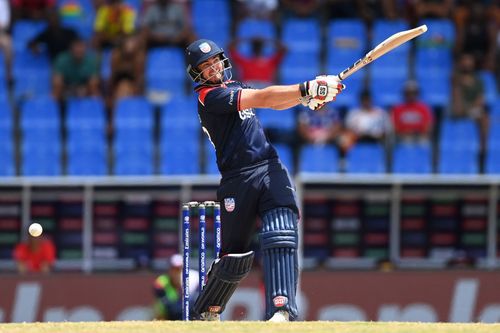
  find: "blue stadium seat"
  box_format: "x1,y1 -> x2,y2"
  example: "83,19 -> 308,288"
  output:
346,143 -> 386,173
416,71 -> 451,108
0,97 -> 13,142
369,76 -> 406,108
192,0 -> 230,48
392,143 -> 432,174
146,48 -> 186,97
22,141 -> 61,176
114,97 -> 154,130
335,75 -> 362,109
237,18 -> 276,40
274,143 -> 294,175
21,96 -> 60,131
67,141 -> 108,176
440,118 -> 480,152
480,71 -> 498,109
282,18 -> 321,54
485,148 -> 500,174
280,51 -> 320,85
438,149 -> 478,174
326,19 -> 366,75
162,96 -> 199,129
0,99 -> 15,175
0,139 -> 15,176
66,97 -> 106,131
160,138 -> 200,175
256,108 -> 296,132
12,20 -> 47,52
299,144 -> 339,173
13,51 -> 52,99
418,19 -> 455,49
114,141 -> 154,175
491,97 -> 500,119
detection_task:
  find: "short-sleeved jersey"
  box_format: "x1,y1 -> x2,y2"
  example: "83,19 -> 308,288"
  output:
195,81 -> 277,175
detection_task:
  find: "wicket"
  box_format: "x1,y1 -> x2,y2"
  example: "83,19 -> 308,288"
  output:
182,201 -> 221,321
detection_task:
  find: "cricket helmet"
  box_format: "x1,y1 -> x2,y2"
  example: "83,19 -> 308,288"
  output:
185,39 -> 232,85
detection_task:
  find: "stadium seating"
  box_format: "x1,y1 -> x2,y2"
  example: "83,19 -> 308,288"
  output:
66,98 -> 108,175
280,51 -> 320,85
21,96 -> 62,176
146,47 -> 186,98
192,0 -> 230,48
12,20 -> 47,53
113,97 -> 154,175
160,97 -> 201,175
204,140 -> 219,175
299,144 -> 339,173
0,98 -> 14,176
282,18 -> 321,54
57,0 -> 96,39
392,143 -> 432,174
274,143 -> 294,175
12,51 -> 52,100
346,143 -> 386,173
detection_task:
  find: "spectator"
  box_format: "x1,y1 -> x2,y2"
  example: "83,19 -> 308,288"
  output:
11,0 -> 55,20
140,0 -> 196,49
228,37 -> 286,87
52,38 -> 100,101
454,1 -> 496,71
0,0 -> 12,85
28,10 -> 79,63
298,103 -> 343,145
391,80 -> 433,143
343,89 -> 390,151
234,0 -> 279,22
13,234 -> 56,274
153,254 -> 198,320
411,0 -> 453,20
356,0 -> 398,24
280,0 -> 322,18
324,0 -> 359,19
109,34 -> 145,104
93,0 -> 137,50
451,53 -> 487,145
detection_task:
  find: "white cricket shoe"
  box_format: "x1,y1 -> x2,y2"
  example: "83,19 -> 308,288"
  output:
268,310 -> 289,322
200,312 -> 221,321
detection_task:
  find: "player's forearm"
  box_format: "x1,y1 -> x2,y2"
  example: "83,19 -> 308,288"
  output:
239,85 -> 301,110
270,98 -> 301,110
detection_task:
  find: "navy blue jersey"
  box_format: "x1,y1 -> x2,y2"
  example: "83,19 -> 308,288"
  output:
195,81 -> 278,174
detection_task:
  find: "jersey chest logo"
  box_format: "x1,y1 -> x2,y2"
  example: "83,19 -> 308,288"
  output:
224,198 -> 235,212
239,108 -> 255,120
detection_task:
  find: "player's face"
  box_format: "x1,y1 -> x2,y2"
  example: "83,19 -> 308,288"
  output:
198,55 -> 224,83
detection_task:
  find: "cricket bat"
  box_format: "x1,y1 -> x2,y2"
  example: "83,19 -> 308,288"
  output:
337,24 -> 428,81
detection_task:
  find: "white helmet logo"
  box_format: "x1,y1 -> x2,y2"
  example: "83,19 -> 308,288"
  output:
199,42 -> 211,53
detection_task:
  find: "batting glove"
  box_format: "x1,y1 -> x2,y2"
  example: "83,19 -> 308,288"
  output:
299,75 -> 345,103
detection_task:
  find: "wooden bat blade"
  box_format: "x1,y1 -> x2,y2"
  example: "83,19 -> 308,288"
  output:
338,25 -> 427,81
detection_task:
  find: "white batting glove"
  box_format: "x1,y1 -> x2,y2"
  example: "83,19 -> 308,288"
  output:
300,75 -> 345,103
299,96 -> 327,111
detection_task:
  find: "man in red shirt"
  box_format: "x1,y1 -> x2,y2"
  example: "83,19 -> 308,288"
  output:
228,37 -> 286,88
13,235 -> 56,273
391,80 -> 433,142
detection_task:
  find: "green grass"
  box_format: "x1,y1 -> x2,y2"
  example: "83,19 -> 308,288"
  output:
2,321 -> 500,333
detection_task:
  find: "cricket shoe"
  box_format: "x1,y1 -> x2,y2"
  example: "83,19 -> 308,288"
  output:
200,312 -> 221,321
268,310 -> 289,322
